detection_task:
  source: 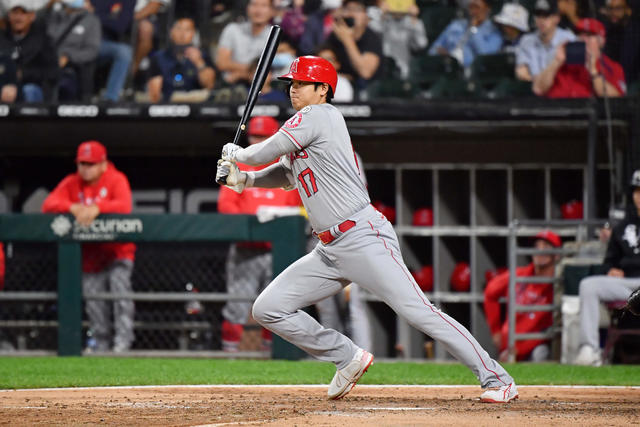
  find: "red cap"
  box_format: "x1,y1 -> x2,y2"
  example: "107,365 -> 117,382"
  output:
450,262 -> 471,292
248,116 -> 279,136
534,230 -> 562,248
576,18 -> 605,38
412,207 -> 433,226
76,141 -> 107,163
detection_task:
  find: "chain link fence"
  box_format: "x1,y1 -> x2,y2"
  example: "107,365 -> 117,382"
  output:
0,241 -> 271,354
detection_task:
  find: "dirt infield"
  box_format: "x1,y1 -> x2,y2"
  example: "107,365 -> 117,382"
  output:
1,385 -> 638,426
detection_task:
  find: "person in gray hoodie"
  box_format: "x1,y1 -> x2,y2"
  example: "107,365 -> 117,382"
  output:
47,0 -> 101,101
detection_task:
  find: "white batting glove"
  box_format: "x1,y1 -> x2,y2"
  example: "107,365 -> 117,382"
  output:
216,159 -> 246,193
221,143 -> 241,162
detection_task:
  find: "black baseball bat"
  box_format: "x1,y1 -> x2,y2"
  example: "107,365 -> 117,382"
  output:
218,25 -> 281,185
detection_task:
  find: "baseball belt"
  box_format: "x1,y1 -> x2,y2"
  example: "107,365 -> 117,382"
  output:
315,220 -> 356,245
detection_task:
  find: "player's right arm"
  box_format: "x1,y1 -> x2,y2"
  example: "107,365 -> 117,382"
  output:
222,132 -> 293,167
41,176 -> 75,213
217,158 -> 294,193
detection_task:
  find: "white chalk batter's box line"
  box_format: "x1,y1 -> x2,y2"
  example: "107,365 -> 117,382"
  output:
1,384 -> 638,392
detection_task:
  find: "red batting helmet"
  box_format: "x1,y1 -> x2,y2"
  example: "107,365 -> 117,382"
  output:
412,265 -> 434,292
412,207 -> 433,227
450,262 -> 471,292
278,55 -> 338,94
373,200 -> 396,224
248,116 -> 279,136
561,200 -> 583,220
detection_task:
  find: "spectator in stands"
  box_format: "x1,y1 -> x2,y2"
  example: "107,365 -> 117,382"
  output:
368,0 -> 427,79
327,0 -> 382,92
299,0 -> 340,55
42,141 -> 136,353
515,0 -> 575,82
557,0 -> 591,31
132,0 -> 170,76
484,230 -> 562,361
92,0 -> 136,102
316,43 -> 353,102
218,116 -> 303,352
428,0 -> 502,68
602,0 -> 640,85
0,0 -> 58,102
533,18 -> 626,97
146,16 -> 215,103
0,52 -> 17,102
574,170 -> 640,366
215,0 -> 274,85
279,0 -> 310,45
270,33 -> 297,77
47,0 -> 101,102
493,2 -> 529,53
247,57 -> 287,103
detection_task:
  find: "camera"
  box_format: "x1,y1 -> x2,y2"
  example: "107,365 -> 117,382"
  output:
565,41 -> 586,65
335,16 -> 356,27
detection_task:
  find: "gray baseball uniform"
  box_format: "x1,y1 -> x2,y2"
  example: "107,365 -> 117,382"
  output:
237,103 -> 513,388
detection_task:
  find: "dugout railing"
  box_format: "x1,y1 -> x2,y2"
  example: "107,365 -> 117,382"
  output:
506,219 -> 607,362
0,213 -> 307,359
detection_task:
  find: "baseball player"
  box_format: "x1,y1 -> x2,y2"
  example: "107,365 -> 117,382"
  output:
220,117 -> 372,352
216,56 -> 517,402
574,170 -> 640,366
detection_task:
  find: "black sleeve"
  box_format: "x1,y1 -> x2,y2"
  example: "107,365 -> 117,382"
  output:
148,53 -> 163,78
603,224 -> 624,271
0,54 -> 17,86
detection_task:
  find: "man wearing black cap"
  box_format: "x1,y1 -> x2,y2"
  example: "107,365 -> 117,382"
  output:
574,170 -> 640,366
516,0 -> 575,81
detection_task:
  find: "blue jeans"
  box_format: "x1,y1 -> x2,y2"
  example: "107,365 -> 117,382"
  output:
21,83 -> 43,103
98,40 -> 133,102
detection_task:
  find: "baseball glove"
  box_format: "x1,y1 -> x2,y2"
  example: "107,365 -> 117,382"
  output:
626,288 -> 640,316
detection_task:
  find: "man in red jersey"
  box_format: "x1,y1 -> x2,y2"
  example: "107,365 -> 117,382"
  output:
218,116 -> 303,352
484,230 -> 562,361
533,18 -> 626,98
42,141 -> 136,353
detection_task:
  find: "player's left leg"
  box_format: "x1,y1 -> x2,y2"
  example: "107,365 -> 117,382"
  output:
110,259 -> 135,352
252,249 -> 357,366
335,212 -> 516,401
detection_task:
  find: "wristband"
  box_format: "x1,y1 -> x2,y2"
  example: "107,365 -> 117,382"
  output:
245,171 -> 255,188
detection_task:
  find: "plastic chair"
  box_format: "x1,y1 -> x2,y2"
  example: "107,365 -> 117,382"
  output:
420,5 -> 459,43
410,54 -> 462,92
470,53 -> 516,88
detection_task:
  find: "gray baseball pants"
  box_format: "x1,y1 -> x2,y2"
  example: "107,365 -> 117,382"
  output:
579,275 -> 639,349
252,205 -> 513,388
83,259 -> 134,351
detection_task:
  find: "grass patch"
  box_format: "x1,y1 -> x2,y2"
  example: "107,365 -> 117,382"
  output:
0,357 -> 638,390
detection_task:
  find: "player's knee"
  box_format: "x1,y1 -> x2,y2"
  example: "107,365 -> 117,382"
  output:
579,276 -> 600,296
251,297 -> 277,325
